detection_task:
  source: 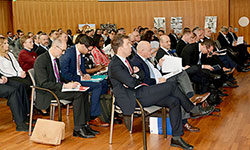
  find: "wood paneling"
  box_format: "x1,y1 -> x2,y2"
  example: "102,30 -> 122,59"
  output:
0,0 -> 13,36
11,0 -> 229,36
230,0 -> 250,43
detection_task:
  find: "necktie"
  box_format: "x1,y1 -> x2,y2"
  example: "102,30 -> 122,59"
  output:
53,59 -> 60,82
78,54 -> 84,76
125,59 -> 133,74
145,59 -> 155,78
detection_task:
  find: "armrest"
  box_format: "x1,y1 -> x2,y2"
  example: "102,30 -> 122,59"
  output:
30,86 -> 62,121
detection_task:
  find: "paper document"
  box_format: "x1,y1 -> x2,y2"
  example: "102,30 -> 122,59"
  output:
62,85 -> 89,92
162,55 -> 182,73
237,36 -> 244,45
82,75 -> 108,82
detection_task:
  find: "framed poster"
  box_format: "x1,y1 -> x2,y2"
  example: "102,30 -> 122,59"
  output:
171,17 -> 182,33
78,24 -> 96,31
205,16 -> 217,33
154,17 -> 166,31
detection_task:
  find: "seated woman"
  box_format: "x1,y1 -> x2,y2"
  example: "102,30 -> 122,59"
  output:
92,35 -> 110,66
0,37 -> 32,97
18,35 -> 37,72
0,73 -> 30,131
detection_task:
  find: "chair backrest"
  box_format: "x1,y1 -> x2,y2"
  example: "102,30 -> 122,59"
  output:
28,68 -> 36,101
28,68 -> 36,86
214,40 -> 222,50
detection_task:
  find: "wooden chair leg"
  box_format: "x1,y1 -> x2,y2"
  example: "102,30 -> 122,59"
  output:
109,96 -> 115,144
162,107 -> 167,138
52,106 -> 56,120
136,99 -> 147,150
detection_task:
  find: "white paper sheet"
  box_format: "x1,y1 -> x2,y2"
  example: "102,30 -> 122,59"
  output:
237,36 -> 244,45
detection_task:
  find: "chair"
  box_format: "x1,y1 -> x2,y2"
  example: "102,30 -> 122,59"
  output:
109,95 -> 167,150
28,68 -> 72,136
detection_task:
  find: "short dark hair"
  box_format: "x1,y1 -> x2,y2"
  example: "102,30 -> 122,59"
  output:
75,34 -> 93,47
111,34 -> 129,54
108,29 -> 117,34
201,39 -> 215,49
158,30 -> 165,34
49,30 -> 57,36
142,30 -> 154,42
183,28 -> 191,35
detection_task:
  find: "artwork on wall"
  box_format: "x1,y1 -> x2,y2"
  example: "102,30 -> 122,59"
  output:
205,16 -> 217,33
100,24 -> 117,31
154,17 -> 166,31
171,17 -> 182,33
238,16 -> 249,27
78,24 -> 96,31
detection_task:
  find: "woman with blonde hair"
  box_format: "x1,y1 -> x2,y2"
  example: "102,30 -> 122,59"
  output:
0,37 -> 32,96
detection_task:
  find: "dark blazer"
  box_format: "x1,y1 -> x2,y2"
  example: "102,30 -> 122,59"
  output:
35,45 -> 48,57
32,43 -> 39,52
108,55 -> 145,115
168,33 -> 178,49
60,45 -> 87,82
34,51 -> 67,109
217,32 -> 231,49
131,54 -> 156,86
227,32 -> 238,44
155,47 -> 175,62
67,34 -> 73,47
180,43 -> 201,67
176,39 -> 187,57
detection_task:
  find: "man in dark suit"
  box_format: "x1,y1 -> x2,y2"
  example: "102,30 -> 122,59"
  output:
34,39 -> 98,138
176,29 -> 192,56
67,29 -> 73,47
35,33 -> 49,56
168,29 -> 179,50
60,34 -> 109,127
0,73 -> 30,131
108,35 -> 214,150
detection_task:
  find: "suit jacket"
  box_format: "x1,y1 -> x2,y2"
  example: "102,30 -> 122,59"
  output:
168,33 -> 178,49
35,45 -> 48,57
176,39 -> 187,57
108,55 -> 145,115
34,51 -> 67,109
217,32 -> 231,49
131,54 -> 156,86
180,43 -> 201,67
155,47 -> 174,62
227,32 -> 238,44
59,45 -> 87,82
67,34 -> 73,47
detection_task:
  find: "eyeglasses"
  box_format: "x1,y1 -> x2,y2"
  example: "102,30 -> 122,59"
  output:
56,46 -> 66,53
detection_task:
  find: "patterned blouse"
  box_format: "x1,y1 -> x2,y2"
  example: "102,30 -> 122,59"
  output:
91,46 -> 110,66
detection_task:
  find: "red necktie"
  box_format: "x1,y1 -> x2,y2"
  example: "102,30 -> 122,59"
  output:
125,59 -> 133,74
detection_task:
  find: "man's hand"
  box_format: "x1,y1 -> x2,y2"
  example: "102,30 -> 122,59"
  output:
159,58 -> 165,67
20,71 -> 26,78
202,65 -> 214,71
64,82 -> 80,89
158,77 -> 166,83
183,65 -> 190,70
81,74 -> 91,81
133,66 -> 140,73
233,41 -> 237,47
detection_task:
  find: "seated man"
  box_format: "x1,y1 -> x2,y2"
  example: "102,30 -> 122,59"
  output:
0,73 -> 30,131
34,39 -> 98,138
60,34 -> 109,127
108,34 -> 214,150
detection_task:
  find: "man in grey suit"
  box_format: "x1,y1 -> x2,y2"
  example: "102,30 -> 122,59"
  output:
34,39 -> 98,138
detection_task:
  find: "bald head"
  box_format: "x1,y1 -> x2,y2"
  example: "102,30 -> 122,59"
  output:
132,31 -> 141,42
137,41 -> 151,58
159,35 -> 171,49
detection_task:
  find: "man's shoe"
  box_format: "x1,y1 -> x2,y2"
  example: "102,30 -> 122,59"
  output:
183,122 -> 200,132
222,81 -> 239,88
114,117 -> 123,124
237,67 -> 250,72
16,123 -> 29,132
171,137 -> 194,150
191,92 -> 210,105
73,128 -> 95,138
89,117 -> 109,127
190,105 -> 215,119
84,125 -> 100,135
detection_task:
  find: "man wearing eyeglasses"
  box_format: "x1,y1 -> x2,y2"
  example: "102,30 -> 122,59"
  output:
60,34 -> 110,127
34,39 -> 97,138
